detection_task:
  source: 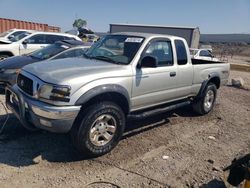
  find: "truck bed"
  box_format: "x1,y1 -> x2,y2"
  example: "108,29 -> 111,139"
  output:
192,59 -> 230,89
191,58 -> 225,65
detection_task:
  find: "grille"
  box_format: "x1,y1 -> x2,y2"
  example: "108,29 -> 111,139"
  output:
17,74 -> 33,96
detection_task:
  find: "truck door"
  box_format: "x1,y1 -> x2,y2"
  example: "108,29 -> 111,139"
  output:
174,39 -> 193,97
131,39 -> 179,110
19,34 -> 48,55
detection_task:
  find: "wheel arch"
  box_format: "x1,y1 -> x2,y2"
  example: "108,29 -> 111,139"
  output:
75,84 -> 130,115
196,73 -> 220,99
0,51 -> 14,57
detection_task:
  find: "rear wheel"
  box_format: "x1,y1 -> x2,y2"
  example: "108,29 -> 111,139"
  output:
71,101 -> 125,157
192,83 -> 217,115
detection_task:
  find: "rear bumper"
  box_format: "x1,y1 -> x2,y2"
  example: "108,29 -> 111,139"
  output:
6,85 -> 81,133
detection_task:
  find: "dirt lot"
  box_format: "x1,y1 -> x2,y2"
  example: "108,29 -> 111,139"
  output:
0,70 -> 249,188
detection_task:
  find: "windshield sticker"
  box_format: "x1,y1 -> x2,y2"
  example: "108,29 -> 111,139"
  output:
61,45 -> 70,49
125,37 -> 143,43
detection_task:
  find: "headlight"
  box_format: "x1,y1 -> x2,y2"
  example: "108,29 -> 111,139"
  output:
38,84 -> 71,102
3,69 -> 20,74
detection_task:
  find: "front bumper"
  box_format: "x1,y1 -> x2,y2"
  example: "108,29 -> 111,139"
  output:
6,85 -> 81,133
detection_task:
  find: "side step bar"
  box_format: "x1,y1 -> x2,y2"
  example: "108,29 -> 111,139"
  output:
128,101 -> 191,120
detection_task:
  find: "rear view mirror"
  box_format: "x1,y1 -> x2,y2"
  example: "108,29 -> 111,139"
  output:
138,56 -> 158,68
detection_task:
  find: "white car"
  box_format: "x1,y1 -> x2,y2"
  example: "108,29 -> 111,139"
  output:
190,48 -> 219,62
0,31 -> 81,60
0,29 -> 34,43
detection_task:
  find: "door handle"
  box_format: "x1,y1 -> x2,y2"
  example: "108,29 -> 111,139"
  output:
170,72 -> 176,77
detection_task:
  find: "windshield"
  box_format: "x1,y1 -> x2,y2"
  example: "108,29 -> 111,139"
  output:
0,30 -> 13,37
85,35 -> 145,64
30,43 -> 70,60
10,32 -> 31,42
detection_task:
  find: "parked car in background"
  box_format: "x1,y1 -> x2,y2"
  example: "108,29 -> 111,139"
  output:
0,40 -> 90,88
190,48 -> 219,61
0,29 -> 34,44
0,31 -> 81,60
6,33 -> 229,156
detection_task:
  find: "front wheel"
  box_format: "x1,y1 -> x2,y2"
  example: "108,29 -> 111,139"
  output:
192,83 -> 217,115
71,102 -> 125,157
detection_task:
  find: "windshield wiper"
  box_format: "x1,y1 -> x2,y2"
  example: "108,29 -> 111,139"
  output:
92,56 -> 121,64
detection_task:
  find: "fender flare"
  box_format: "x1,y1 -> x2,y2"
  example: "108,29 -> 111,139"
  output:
75,84 -> 130,109
196,73 -> 220,99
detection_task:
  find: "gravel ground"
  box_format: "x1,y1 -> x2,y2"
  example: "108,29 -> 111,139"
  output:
0,70 -> 249,188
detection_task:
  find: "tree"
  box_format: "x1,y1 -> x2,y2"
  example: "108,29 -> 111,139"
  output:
73,19 -> 87,29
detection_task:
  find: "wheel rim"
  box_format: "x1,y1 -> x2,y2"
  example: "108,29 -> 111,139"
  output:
89,114 -> 117,147
204,90 -> 215,111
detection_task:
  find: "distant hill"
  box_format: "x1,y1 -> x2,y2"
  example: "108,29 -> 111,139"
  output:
200,34 -> 250,44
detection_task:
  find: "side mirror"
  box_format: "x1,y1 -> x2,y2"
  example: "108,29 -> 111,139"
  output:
22,39 -> 28,45
138,56 -> 158,68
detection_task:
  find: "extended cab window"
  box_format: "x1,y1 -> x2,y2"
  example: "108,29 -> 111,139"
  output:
145,41 -> 173,66
175,40 -> 188,65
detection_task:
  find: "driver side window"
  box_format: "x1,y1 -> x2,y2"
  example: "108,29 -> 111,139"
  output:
144,40 -> 173,66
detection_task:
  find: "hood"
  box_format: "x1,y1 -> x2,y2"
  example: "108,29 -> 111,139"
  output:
0,56 -> 39,69
0,38 -> 12,44
23,58 -> 131,85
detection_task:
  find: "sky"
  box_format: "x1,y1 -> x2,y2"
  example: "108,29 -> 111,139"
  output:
0,0 -> 250,34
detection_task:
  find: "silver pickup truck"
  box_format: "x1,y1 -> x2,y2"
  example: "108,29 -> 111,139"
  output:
6,32 -> 229,156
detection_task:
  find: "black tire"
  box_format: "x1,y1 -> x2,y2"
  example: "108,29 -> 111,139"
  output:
71,101 -> 125,157
21,122 -> 39,132
0,54 -> 10,61
192,83 -> 217,115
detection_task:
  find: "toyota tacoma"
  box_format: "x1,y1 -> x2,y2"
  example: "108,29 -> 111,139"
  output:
6,32 -> 230,156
